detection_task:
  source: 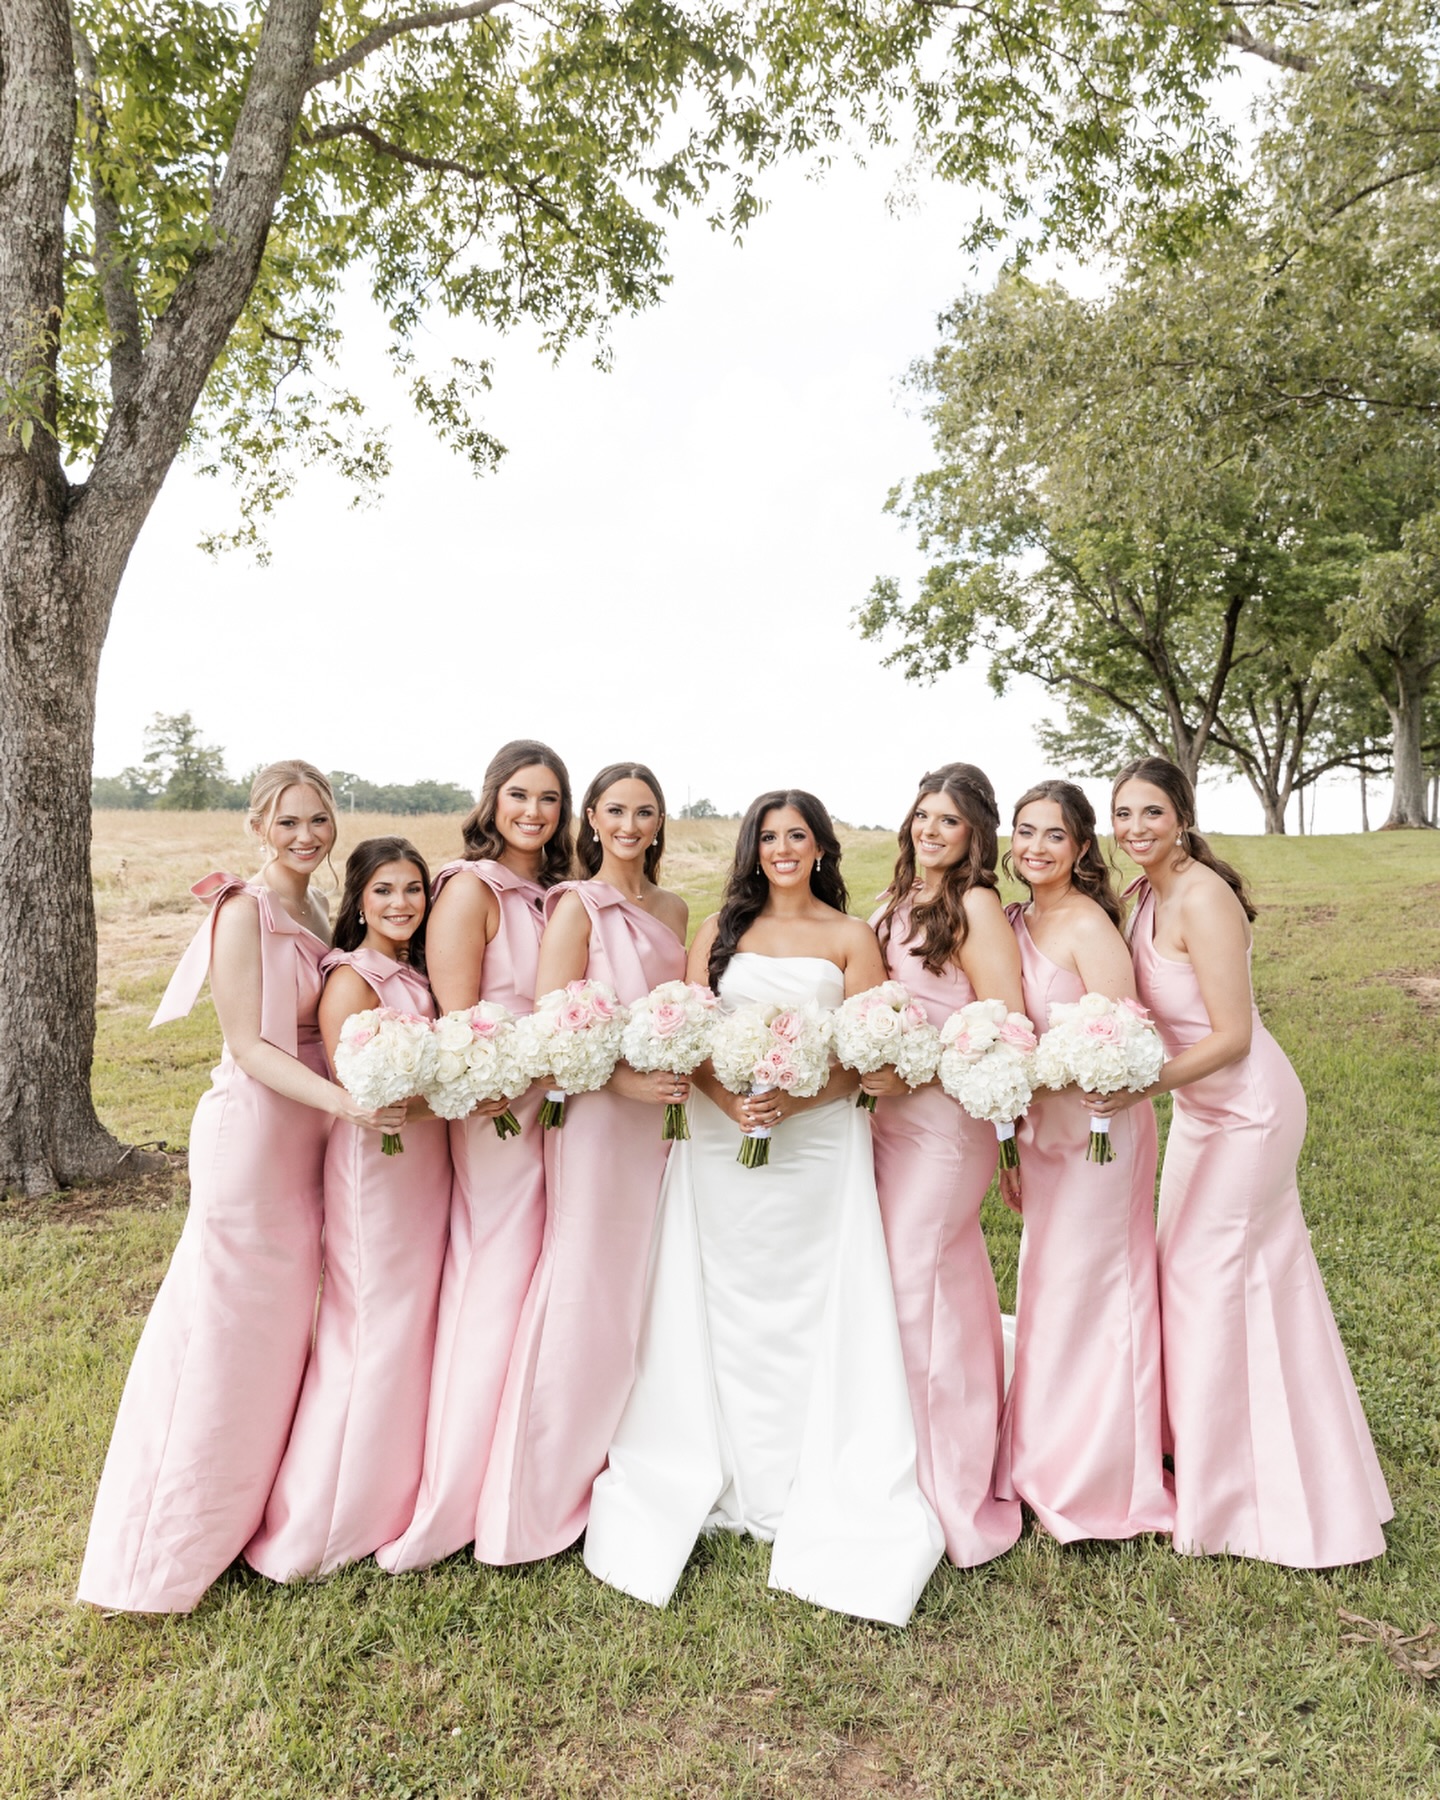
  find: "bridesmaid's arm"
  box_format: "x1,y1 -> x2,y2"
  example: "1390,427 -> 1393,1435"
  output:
426,875 -> 496,1013
209,899 -> 403,1133
534,890 -> 591,997
958,889 -> 1028,1018
1071,911 -> 1141,1004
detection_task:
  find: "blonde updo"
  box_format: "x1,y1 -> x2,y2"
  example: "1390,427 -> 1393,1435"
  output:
246,759 -> 339,885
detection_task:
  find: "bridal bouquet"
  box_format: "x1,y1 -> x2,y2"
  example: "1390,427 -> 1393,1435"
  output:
517,979 -> 628,1129
620,980 -> 721,1140
831,981 -> 942,1111
426,1002 -> 531,1139
1032,992 -> 1165,1163
937,999 -> 1038,1170
333,1006 -> 437,1155
709,1000 -> 833,1169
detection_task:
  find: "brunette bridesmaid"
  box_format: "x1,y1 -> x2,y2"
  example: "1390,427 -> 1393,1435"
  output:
78,764 -> 406,1612
475,761 -> 688,1564
378,742 -> 573,1572
246,838 -> 451,1580
1101,756 -> 1391,1567
995,781 -> 1172,1542
859,764 -> 1023,1566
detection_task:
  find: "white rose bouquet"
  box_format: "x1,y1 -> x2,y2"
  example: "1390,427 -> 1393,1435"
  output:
620,980 -> 721,1140
831,980 -> 942,1111
332,1006 -> 437,1156
516,979 -> 629,1129
426,1002 -> 531,1138
1032,992 -> 1165,1163
709,1000 -> 833,1168
937,998 -> 1038,1170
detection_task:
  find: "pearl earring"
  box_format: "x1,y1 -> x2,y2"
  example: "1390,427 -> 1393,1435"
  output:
358,911 -> 366,925
814,856 -> 822,872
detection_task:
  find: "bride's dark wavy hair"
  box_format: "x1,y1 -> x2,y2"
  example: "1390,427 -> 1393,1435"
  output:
708,790 -> 848,991
459,739 -> 573,887
578,762 -> 667,881
876,763 -> 1000,975
1112,756 -> 1257,922
1002,779 -> 1123,929
332,836 -> 433,973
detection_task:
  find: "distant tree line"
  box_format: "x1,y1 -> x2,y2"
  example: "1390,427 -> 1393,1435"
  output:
92,714 -> 473,815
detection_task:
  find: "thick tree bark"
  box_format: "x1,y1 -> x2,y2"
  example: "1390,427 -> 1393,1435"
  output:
1380,661 -> 1437,828
0,0 -> 324,1192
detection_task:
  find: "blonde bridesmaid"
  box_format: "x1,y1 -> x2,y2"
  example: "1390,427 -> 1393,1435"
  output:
995,781 -> 1172,1542
476,761 -> 687,1564
379,741 -> 573,1572
78,764 -> 406,1613
1102,756 -> 1391,1567
860,764 -> 1023,1566
246,838 -> 451,1580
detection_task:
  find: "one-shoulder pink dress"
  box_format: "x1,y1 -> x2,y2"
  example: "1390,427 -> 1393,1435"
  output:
995,904 -> 1172,1541
866,899 -> 1022,1566
378,859 -> 549,1572
475,880 -> 686,1564
1131,882 -> 1392,1566
245,950 -> 451,1580
77,874 -> 331,1612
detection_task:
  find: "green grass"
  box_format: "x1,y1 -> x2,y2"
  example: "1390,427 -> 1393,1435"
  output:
1,830 -> 1437,1796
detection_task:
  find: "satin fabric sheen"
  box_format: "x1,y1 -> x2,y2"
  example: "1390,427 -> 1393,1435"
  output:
994,905 -> 1172,1542
378,860 -> 549,1571
584,955 -> 944,1625
1131,883 -> 1391,1566
866,901 -> 1021,1566
474,880 -> 686,1564
78,875 -> 331,1612
245,950 -> 450,1580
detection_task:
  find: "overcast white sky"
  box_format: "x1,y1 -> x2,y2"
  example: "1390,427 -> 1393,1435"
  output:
95,137 -> 1368,834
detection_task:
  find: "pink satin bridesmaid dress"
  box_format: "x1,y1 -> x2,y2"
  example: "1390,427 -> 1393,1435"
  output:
994,904 -> 1172,1542
245,949 -> 450,1580
867,898 -> 1022,1566
77,874 -> 331,1612
1131,881 -> 1392,1566
474,880 -> 686,1564
378,859 -> 549,1572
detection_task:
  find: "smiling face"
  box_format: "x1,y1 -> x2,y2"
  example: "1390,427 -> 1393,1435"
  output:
360,860 -> 428,955
495,762 -> 563,858
1011,799 -> 1081,893
588,777 -> 661,867
758,805 -> 819,892
910,790 -> 971,878
265,782 -> 336,880
1111,778 -> 1180,869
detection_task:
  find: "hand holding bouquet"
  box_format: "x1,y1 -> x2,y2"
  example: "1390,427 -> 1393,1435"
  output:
620,980 -> 721,1140
709,1000 -> 833,1168
1032,992 -> 1165,1162
937,998 -> 1038,1170
426,1002 -> 531,1138
831,980 -> 942,1111
333,1006 -> 437,1155
517,979 -> 628,1129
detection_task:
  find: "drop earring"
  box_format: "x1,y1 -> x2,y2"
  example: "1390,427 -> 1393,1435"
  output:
814,856 -> 822,873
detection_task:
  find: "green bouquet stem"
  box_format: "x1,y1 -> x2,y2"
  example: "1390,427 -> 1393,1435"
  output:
540,1089 -> 567,1130
492,1107 -> 522,1140
1087,1116 -> 1115,1164
662,1101 -> 690,1141
381,1132 -> 404,1157
856,1091 -> 878,1112
737,1130 -> 771,1169
996,1133 -> 1019,1170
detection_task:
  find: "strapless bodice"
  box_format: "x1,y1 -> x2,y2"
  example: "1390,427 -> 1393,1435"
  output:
718,953 -> 845,1012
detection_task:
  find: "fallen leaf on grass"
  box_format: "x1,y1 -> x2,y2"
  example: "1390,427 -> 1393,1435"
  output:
1339,1610 -> 1440,1680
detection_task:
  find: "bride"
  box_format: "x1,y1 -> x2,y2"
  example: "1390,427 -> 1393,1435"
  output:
583,790 -> 944,1625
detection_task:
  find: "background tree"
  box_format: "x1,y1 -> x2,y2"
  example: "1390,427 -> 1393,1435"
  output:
141,712 -> 235,810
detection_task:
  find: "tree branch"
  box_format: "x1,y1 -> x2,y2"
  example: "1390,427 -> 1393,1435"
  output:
306,1 -> 509,91
71,27 -> 143,409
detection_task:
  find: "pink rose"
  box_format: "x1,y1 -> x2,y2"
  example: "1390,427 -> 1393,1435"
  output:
651,1003 -> 686,1039
350,1025 -> 377,1048
1119,996 -> 1152,1022
1082,1015 -> 1121,1042
903,1004 -> 928,1029
769,1011 -> 802,1045
950,1029 -> 972,1057
469,1016 -> 501,1040
770,1063 -> 800,1090
999,1018 -> 1037,1052
558,1000 -> 590,1032
588,989 -> 618,1021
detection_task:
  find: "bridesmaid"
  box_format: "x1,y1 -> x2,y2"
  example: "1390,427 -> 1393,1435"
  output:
1101,755 -> 1392,1566
475,761 -> 688,1564
77,763 -> 405,1612
246,837 -> 451,1581
859,763 -> 1023,1566
994,781 -> 1172,1542
378,741 -> 573,1572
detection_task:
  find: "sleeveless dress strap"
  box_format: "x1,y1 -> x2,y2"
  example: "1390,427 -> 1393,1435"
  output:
150,871 -> 309,1055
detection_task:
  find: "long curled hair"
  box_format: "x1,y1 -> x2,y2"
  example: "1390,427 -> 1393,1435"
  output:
708,790 -> 848,991
1003,779 -> 1123,929
331,836 -> 433,972
1111,756 -> 1257,922
876,763 -> 1001,975
459,739 -> 573,887
578,762 -> 667,881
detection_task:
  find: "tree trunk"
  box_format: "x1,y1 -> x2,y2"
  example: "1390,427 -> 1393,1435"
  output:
1380,666 -> 1436,828
1260,794 -> 1287,833
1359,752 -> 1370,832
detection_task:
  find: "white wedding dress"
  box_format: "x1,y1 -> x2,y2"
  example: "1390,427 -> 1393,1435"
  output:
583,954 -> 945,1626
